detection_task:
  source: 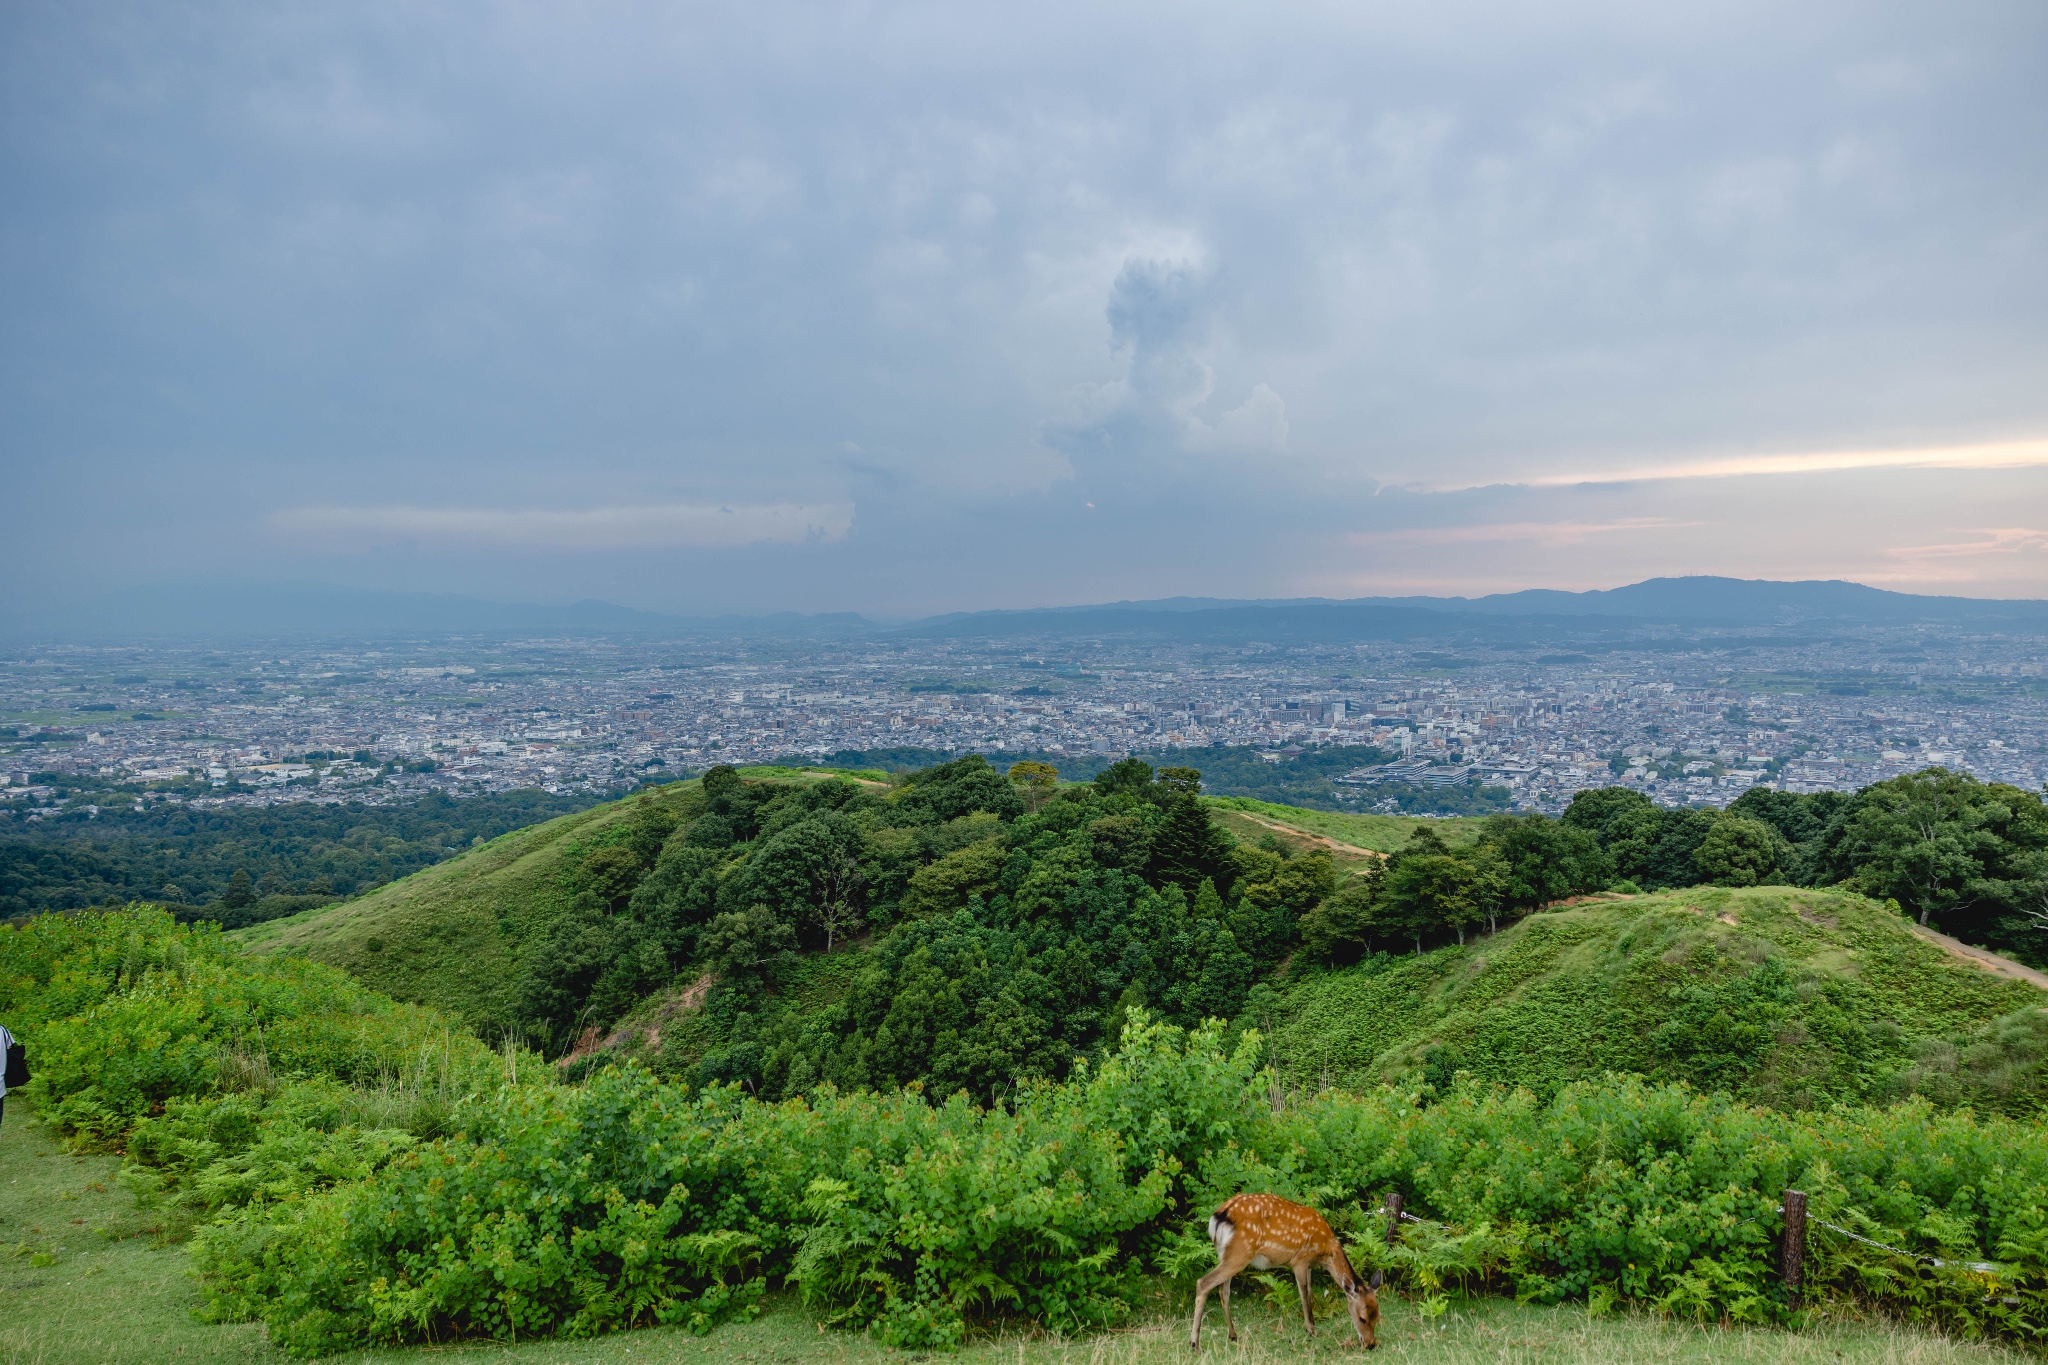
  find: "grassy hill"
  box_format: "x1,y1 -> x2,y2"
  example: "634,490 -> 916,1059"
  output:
236,776 -> 1415,1034
1271,884 -> 2048,1115
233,768 -> 872,1032
1202,795 -> 1483,862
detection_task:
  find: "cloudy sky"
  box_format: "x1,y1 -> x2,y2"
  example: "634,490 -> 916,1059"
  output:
4,0 -> 2046,616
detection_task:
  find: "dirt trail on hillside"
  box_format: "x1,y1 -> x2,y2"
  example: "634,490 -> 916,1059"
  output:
1230,812 -> 1386,861
1909,923 -> 2048,991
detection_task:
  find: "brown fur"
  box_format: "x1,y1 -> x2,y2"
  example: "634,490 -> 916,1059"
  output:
1188,1193 -> 1382,1350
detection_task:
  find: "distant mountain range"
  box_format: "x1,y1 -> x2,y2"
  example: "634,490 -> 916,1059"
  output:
904,577 -> 2048,642
10,576 -> 2048,642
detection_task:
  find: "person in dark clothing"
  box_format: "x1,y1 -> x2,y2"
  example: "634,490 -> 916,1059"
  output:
0,1023 -> 19,1127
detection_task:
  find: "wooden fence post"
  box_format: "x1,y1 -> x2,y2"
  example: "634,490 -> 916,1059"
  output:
1781,1189 -> 1807,1308
1384,1192 -> 1402,1245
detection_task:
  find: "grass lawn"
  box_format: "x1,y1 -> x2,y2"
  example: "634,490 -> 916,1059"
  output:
0,1097 -> 2026,1365
1201,798 -> 1485,856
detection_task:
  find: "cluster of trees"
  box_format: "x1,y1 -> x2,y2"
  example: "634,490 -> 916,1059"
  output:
0,789 -> 593,922
516,757 -> 1342,1100
1561,769 -> 2048,962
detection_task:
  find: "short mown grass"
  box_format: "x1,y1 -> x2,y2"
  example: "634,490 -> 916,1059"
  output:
1201,797 -> 1486,855
0,1096 -> 2025,1365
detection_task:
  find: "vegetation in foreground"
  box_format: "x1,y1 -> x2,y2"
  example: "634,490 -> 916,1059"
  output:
6,752 -> 2048,1359
0,1095 -> 2030,1365
5,904 -> 2048,1359
5,1102 -> 2031,1365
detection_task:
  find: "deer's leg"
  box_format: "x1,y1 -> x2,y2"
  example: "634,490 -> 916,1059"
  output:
1221,1275 -> 1236,1342
1191,1246 -> 1253,1349
1295,1262 -> 1317,1336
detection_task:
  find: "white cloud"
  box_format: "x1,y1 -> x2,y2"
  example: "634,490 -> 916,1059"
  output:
1046,256 -> 1291,460
1420,437 -> 2048,491
270,502 -> 855,550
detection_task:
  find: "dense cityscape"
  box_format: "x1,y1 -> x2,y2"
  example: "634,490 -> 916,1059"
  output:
5,619 -> 2045,818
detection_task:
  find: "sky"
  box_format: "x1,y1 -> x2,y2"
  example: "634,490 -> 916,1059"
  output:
3,0 -> 2046,618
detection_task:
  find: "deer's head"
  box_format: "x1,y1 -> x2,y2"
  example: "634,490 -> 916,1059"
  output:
1343,1267 -> 1383,1349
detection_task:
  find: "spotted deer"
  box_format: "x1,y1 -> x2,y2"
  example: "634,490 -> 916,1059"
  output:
1188,1192 -> 1382,1350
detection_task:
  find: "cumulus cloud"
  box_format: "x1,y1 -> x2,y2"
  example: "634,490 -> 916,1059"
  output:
1046,258 -> 1292,461
271,502 -> 855,550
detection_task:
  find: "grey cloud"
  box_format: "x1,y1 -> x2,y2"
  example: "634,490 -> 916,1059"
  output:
1045,257 -> 1292,463
1,0 -> 2045,612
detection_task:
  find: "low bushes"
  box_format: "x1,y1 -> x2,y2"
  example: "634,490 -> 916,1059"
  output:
188,1013 -> 2048,1355
0,905 -> 536,1228
193,1028 -> 1218,1353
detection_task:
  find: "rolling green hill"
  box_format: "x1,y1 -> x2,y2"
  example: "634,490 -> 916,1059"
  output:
1271,884 -> 2048,1115
233,769 -> 871,1031
234,779 -> 1465,1042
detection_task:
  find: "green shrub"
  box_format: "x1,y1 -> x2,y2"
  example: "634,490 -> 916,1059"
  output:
192,1015 -> 1242,1353
0,904 -> 540,1242
189,1011 -> 2048,1355
1,907 -> 524,1147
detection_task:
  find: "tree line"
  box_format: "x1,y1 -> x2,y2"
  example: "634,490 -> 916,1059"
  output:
0,789 -> 593,923
783,744 -> 1511,815
1294,768 -> 2048,968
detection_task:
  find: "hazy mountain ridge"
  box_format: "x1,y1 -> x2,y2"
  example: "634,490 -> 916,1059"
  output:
13,575 -> 2048,642
911,576 -> 2048,636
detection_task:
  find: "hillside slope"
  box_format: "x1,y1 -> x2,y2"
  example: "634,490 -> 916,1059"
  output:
232,795 -> 640,1029
238,783 -> 1434,1030
234,767 -> 884,1031
1273,885 -> 2048,1114
1202,795 -> 1483,859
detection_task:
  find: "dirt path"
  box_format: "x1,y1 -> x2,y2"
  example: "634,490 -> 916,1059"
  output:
1229,811 -> 1385,860
1909,922 -> 2048,991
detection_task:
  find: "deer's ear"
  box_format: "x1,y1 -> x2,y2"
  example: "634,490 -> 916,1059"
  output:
1368,1270 -> 1383,1290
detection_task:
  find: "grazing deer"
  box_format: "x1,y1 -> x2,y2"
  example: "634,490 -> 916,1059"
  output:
1188,1193 -> 1382,1350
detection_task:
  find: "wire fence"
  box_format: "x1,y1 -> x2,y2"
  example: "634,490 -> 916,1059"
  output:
1809,1214 -> 2003,1276
1370,1188 -> 2017,1304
